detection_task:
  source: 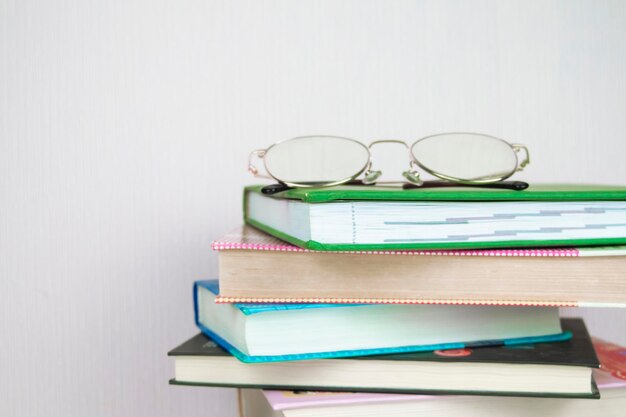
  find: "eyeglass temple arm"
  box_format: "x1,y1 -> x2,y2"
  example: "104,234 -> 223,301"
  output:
248,149 -> 273,179
511,144 -> 530,172
403,180 -> 529,191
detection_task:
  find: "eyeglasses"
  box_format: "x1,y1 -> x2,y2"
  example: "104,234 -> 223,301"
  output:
248,133 -> 530,190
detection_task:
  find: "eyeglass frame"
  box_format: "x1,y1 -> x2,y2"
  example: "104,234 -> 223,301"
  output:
248,133 -> 530,188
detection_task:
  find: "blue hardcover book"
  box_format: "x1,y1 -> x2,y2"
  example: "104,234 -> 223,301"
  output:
194,281 -> 571,363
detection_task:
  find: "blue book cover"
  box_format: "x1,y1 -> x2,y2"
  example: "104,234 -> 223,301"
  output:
194,280 -> 572,364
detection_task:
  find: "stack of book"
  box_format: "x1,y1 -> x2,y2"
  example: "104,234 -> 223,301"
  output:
170,184 -> 626,415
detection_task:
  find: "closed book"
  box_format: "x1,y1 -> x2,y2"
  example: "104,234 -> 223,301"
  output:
214,226 -> 626,307
241,338 -> 626,417
169,318 -> 598,398
193,280 -> 567,363
244,183 -> 626,251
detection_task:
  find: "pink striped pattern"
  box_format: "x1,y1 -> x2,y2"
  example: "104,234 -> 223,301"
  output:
214,295 -> 578,308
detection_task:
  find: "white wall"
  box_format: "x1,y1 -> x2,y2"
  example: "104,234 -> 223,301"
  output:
2,1 -> 626,416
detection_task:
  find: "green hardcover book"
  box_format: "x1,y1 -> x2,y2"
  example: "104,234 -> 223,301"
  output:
169,318 -> 599,399
243,184 -> 626,250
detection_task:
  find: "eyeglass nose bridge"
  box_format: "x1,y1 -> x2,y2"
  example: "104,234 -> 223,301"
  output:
362,139 -> 423,185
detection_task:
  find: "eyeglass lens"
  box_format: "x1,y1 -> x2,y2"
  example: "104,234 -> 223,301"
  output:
410,134 -> 518,182
263,136 -> 370,186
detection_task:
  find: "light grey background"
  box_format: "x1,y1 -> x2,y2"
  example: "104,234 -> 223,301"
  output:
2,1 -> 626,416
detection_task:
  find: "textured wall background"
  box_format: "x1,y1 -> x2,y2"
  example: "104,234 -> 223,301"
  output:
2,1 -> 626,416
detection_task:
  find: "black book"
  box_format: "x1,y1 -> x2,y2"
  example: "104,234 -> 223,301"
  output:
169,318 -> 600,399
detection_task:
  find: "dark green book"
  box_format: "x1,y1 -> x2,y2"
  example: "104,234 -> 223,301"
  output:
169,318 -> 600,399
243,184 -> 626,250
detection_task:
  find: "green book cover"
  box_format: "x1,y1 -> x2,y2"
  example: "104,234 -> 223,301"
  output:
243,184 -> 626,251
247,183 -> 626,204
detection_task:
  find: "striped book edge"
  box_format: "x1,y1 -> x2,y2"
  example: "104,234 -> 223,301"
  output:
214,295 -> 583,308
